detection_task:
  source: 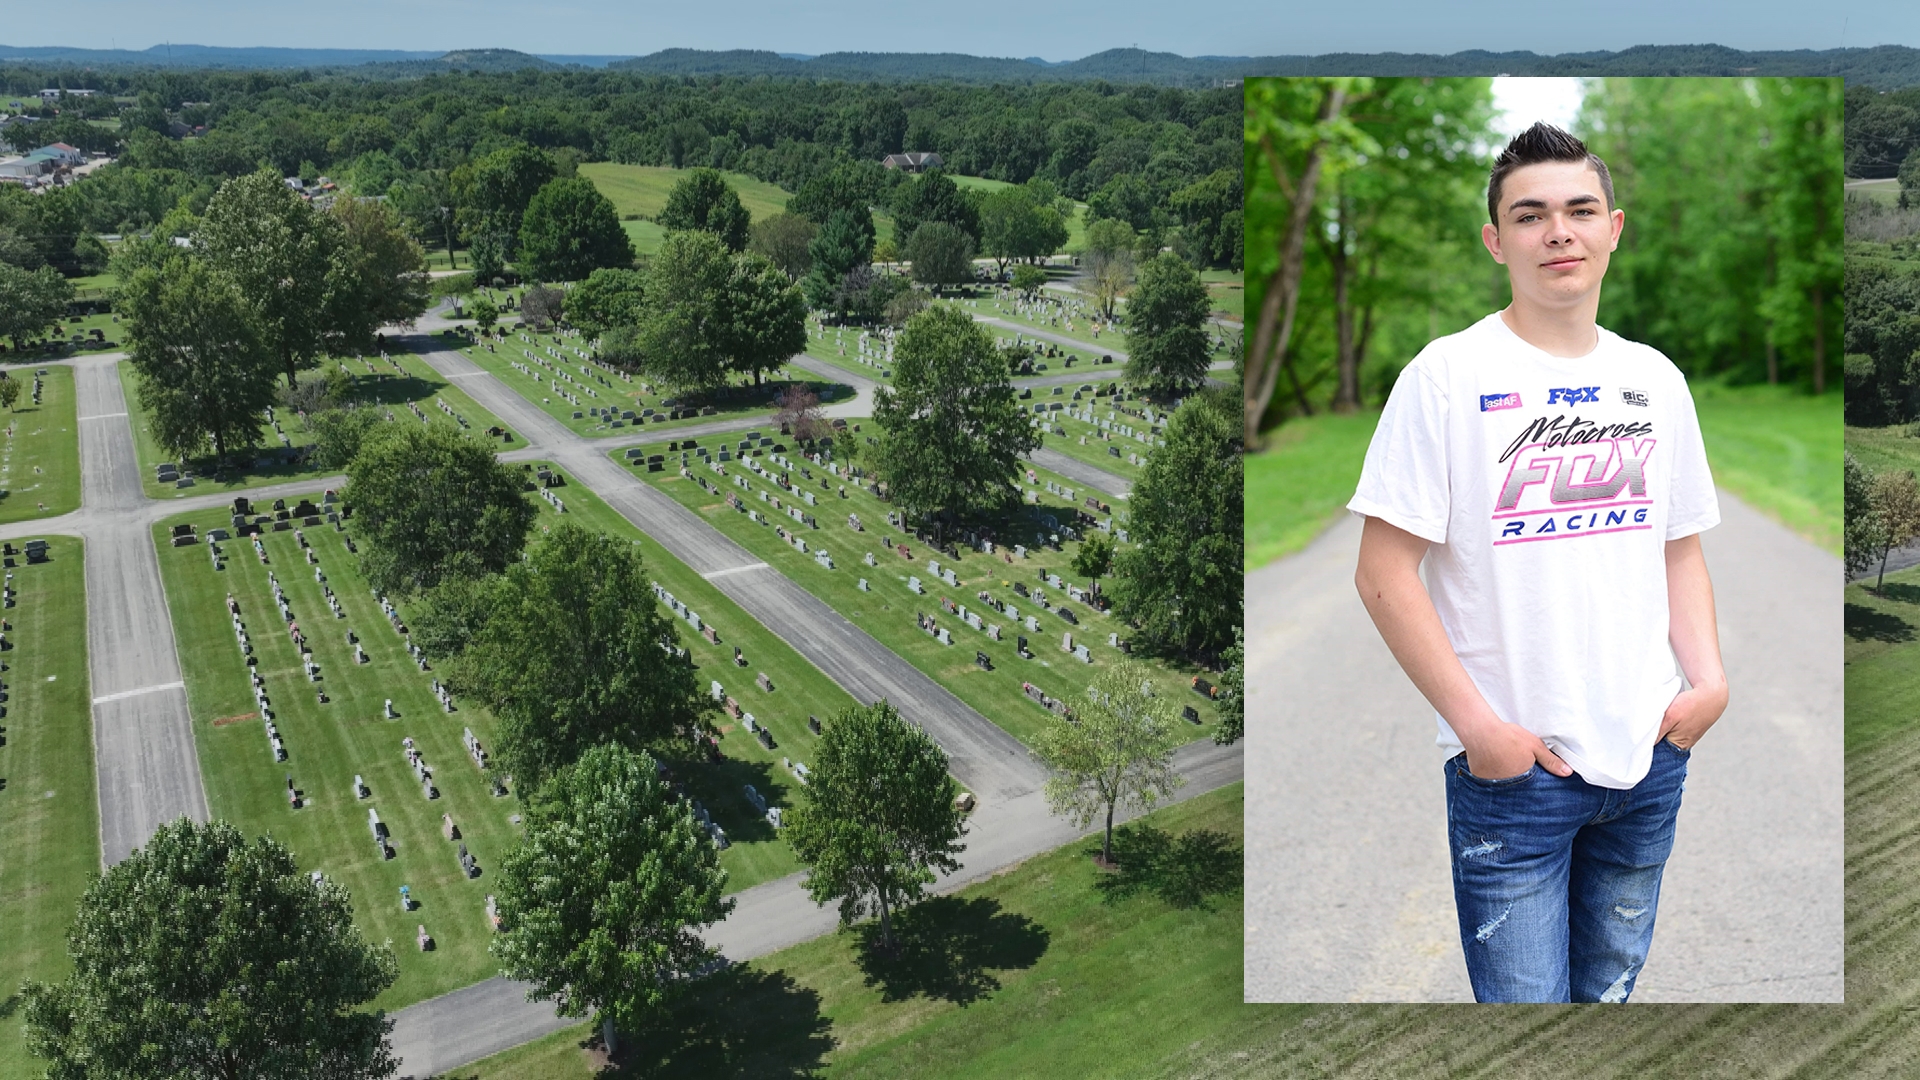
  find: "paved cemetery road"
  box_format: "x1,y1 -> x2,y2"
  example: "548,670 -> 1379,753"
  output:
388,735 -> 1242,1077
1245,492 -> 1841,1003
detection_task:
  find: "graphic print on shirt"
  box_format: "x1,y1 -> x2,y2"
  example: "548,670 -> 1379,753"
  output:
1491,409 -> 1657,545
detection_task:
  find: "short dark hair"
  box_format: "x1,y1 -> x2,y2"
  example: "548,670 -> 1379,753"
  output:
1487,122 -> 1615,226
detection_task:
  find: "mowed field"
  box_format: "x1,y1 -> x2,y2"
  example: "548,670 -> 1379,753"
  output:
579,164 -> 792,225
0,364 -> 81,525
0,537 -> 95,1080
447,782 -> 1245,1080
1847,177 -> 1902,206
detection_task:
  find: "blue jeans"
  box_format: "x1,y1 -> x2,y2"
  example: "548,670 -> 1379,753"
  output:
1444,739 -> 1690,1003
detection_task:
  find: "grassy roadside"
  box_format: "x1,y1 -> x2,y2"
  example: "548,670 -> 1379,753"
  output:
1247,384 -> 1840,572
443,782 -> 1243,1080
0,364 -> 81,525
0,536 -> 94,1080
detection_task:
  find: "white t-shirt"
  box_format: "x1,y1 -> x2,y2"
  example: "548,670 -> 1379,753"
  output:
1348,312 -> 1719,789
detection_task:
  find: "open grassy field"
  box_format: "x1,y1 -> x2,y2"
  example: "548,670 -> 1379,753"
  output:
0,537 -> 95,1080
445,329 -> 849,440
1248,382 -> 1841,571
445,782 -> 1243,1080
579,164 -> 791,227
152,504 -> 524,1012
611,429 -> 1221,751
1846,177 -> 1901,205
120,352 -> 509,501
515,461 -> 864,892
0,364 -> 81,525
1202,269 -> 1244,323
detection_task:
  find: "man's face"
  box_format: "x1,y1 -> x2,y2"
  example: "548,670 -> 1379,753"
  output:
1481,160 -> 1625,313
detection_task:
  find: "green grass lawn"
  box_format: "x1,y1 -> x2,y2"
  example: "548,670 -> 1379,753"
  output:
0,365 -> 81,525
1202,269 -> 1244,323
0,537 -> 96,1080
447,330 -> 849,440
579,164 -> 791,227
151,505 -> 525,1012
1246,382 -> 1841,571
1846,177 -> 1901,205
515,461 -> 863,893
446,782 -> 1243,1080
1244,411 -> 1381,571
120,352 -> 509,501
611,429 -> 1220,751
619,218 -> 669,257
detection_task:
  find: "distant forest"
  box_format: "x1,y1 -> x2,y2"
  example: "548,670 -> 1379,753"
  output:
9,42 -> 1920,87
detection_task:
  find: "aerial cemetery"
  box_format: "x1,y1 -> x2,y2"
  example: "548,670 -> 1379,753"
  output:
0,365 -> 82,525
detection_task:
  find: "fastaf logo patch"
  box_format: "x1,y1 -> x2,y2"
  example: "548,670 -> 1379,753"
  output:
1620,388 -> 1649,407
1480,391 -> 1522,412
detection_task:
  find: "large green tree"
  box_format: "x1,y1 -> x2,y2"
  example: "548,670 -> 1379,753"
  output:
492,744 -> 732,1046
22,819 -> 398,1080
567,267 -> 647,338
196,169 -> 346,388
452,144 -> 558,279
904,221 -> 976,292
657,168 -> 751,252
422,520 -> 708,791
977,184 -> 1068,272
327,193 -> 432,342
748,210 -> 817,280
889,169 -> 979,246
785,699 -> 965,952
0,261 -> 73,350
517,176 -> 635,284
801,208 -> 875,313
1031,658 -> 1187,865
122,256 -> 279,461
633,229 -> 734,392
1215,626 -> 1244,746
1847,451 -> 1883,582
1111,393 -> 1242,661
871,305 -> 1038,525
344,423 -> 538,596
725,251 -> 808,385
1125,252 -> 1214,391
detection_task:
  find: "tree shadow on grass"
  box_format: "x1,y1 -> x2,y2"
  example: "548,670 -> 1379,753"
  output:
1846,602 -> 1915,644
0,991 -> 19,1019
614,966 -> 833,1079
1093,824 -> 1244,912
1874,581 -> 1920,607
852,895 -> 1049,1007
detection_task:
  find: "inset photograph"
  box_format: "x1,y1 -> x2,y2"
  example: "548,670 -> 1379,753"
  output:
1244,76 -> 1841,1002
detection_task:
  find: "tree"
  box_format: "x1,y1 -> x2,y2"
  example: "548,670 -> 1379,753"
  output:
657,168 -> 751,252
566,267 -> 647,338
801,209 -> 876,313
122,256 -> 279,461
1215,626 -> 1244,746
724,251 -> 808,385
1847,451 -> 1883,582
1168,169 -> 1244,270
1030,658 -> 1186,866
344,422 -> 538,596
785,699 -> 965,952
307,406 -> 380,470
978,186 -> 1068,272
0,261 -> 72,350
872,305 -> 1039,525
1902,146 -> 1920,210
889,169 -> 979,247
1870,469 -> 1920,593
22,818 -> 398,1080
195,169 -> 345,388
1082,218 -> 1136,320
492,744 -> 731,1046
467,295 -> 499,332
519,285 -> 564,330
0,375 -> 18,412
1112,393 -> 1242,661
425,521 -> 708,791
904,222 -> 976,293
884,287 -> 929,327
788,160 -> 891,226
633,230 -> 733,392
1071,532 -> 1114,596
772,384 -> 827,442
1010,263 -> 1047,297
517,177 -> 635,284
327,194 -> 431,347
748,210 -> 817,279
1126,253 -> 1214,391
452,144 -> 557,278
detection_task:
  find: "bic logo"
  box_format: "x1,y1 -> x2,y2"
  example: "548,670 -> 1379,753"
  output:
1547,386 -> 1601,405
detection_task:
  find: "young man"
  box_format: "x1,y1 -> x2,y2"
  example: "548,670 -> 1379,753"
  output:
1348,123 -> 1728,1003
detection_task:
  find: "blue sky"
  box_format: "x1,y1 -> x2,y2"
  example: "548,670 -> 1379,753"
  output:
9,1 -> 1915,60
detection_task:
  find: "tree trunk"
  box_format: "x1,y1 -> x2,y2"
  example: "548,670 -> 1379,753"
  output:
877,888 -> 894,951
1245,84 -> 1345,449
1880,544 -> 1890,593
602,1016 -> 619,1056
1103,801 -> 1116,864
1766,339 -> 1778,385
1329,193 -> 1359,413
